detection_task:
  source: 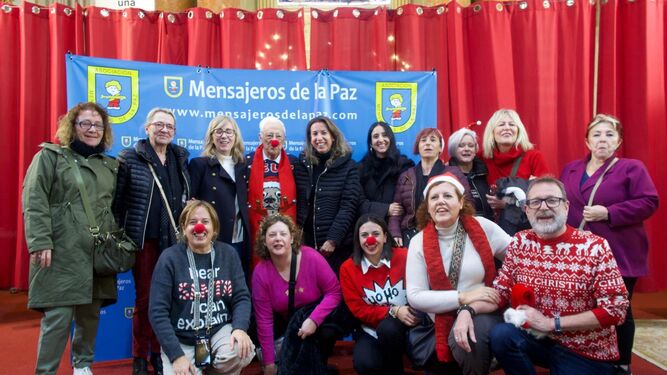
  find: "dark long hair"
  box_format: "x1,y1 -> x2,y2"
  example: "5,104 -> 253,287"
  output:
359,122 -> 403,183
352,214 -> 395,266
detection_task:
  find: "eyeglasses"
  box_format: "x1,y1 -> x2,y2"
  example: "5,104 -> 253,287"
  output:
263,133 -> 284,140
524,197 -> 566,210
214,128 -> 235,136
76,120 -> 104,132
151,122 -> 175,131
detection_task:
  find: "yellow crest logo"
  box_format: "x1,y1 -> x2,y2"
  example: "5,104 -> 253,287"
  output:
164,76 -> 183,98
87,66 -> 139,124
375,82 -> 418,133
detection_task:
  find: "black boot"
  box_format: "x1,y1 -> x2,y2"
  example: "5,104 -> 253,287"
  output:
132,357 -> 148,375
150,352 -> 164,375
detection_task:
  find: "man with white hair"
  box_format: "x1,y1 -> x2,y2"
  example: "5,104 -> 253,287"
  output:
246,116 -> 297,267
489,176 -> 629,374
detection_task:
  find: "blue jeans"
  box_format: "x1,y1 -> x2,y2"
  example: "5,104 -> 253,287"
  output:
490,323 -> 615,375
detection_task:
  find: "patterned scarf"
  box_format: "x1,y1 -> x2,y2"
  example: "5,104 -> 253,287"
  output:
422,215 -> 496,362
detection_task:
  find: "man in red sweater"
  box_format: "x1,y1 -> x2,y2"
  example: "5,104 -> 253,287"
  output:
489,176 -> 629,375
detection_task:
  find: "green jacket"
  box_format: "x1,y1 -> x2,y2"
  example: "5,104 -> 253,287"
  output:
22,143 -> 119,309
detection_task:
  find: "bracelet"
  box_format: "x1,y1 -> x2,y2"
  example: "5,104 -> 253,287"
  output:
456,304 -> 476,318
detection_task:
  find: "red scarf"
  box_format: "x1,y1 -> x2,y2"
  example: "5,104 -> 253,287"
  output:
486,146 -> 524,184
422,215 -> 496,362
248,145 -> 297,266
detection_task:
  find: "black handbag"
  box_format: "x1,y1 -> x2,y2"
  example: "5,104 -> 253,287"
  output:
495,154 -> 530,236
65,150 -> 138,276
407,312 -> 435,368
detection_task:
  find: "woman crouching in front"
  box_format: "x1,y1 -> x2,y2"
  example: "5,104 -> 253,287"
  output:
149,200 -> 254,375
252,214 -> 342,375
340,215 -> 418,374
406,173 -> 511,374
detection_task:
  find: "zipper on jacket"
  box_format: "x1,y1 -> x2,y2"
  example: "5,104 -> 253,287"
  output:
312,167 -> 328,249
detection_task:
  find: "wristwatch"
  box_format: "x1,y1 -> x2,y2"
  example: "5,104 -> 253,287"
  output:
456,304 -> 476,318
389,306 -> 398,318
553,313 -> 562,334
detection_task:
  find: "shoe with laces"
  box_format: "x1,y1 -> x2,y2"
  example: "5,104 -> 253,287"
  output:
73,367 -> 92,375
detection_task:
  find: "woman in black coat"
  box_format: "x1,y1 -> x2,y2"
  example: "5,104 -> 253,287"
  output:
447,128 -> 494,221
357,122 -> 414,221
189,115 -> 251,274
294,116 -> 361,274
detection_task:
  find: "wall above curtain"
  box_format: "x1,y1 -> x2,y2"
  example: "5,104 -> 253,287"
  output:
1,0 -> 665,292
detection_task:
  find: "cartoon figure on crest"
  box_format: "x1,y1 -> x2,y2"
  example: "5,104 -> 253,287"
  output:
386,93 -> 406,121
100,80 -> 126,110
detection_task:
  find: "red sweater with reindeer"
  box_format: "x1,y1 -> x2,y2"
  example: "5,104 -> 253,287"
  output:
494,226 -> 629,361
340,248 -> 408,337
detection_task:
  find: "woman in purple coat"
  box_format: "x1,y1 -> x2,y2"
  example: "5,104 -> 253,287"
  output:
560,114 -> 659,375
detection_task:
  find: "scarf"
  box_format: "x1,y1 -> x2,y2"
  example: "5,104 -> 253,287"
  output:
248,145 -> 297,261
422,215 -> 496,362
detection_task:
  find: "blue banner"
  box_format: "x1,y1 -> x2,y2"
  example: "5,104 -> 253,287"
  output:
65,55 -> 437,362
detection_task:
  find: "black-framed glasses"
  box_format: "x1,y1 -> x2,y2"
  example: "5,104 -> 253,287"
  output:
76,120 -> 104,132
214,128 -> 235,136
151,121 -> 175,131
524,197 -> 566,210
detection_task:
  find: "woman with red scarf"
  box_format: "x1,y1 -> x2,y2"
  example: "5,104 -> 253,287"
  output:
406,173 -> 511,374
481,109 -> 549,233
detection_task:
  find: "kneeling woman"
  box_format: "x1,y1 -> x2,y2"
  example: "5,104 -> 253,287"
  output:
340,215 -> 418,375
406,173 -> 511,374
149,200 -> 254,375
252,215 -> 342,375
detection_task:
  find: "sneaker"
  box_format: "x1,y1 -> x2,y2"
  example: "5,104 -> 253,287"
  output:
150,352 -> 164,375
132,357 -> 148,375
73,367 -> 93,375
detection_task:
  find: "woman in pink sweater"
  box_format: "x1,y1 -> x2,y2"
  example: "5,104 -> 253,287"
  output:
251,214 -> 341,375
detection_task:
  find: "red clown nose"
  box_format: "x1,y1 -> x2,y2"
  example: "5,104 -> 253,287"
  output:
193,223 -> 207,234
270,139 -> 280,148
364,236 -> 378,246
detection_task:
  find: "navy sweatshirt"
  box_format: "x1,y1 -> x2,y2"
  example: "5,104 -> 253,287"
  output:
149,241 -> 251,362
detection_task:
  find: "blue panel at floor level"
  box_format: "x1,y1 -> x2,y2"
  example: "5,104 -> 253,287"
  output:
94,271 -> 135,361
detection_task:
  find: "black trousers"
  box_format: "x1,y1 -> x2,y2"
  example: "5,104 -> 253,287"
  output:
617,277 -> 637,366
353,316 -> 408,375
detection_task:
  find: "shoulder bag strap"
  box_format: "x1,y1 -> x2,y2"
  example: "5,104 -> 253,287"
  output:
287,252 -> 298,318
447,221 -> 467,289
147,163 -> 180,237
578,157 -> 619,230
64,150 -> 99,234
509,153 -> 524,178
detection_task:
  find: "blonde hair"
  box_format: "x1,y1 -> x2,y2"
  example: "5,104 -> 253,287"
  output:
482,109 -> 534,159
55,102 -> 113,150
201,115 -> 245,163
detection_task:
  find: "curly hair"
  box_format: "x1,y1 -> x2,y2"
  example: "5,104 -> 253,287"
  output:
55,102 -> 113,149
303,116 -> 352,167
415,181 -> 476,230
254,214 -> 302,260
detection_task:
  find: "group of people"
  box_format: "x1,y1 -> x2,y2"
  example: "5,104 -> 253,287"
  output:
22,102 -> 658,375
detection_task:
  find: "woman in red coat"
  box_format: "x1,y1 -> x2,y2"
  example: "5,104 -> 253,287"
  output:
340,215 -> 418,375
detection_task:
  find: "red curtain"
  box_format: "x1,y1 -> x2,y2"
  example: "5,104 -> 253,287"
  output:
2,0 -> 666,291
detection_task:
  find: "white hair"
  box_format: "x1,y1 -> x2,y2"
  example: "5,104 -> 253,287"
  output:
447,128 -> 478,159
259,116 -> 286,135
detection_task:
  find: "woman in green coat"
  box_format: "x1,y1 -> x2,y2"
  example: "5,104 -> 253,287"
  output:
22,102 -> 119,375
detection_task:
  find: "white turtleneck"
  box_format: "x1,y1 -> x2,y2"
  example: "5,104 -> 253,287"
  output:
218,155 -> 243,243
405,216 -> 510,315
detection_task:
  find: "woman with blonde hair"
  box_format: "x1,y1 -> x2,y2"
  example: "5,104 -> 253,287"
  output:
481,109 -> 549,234
189,115 -> 251,274
23,102 -> 118,374
294,116 -> 361,273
